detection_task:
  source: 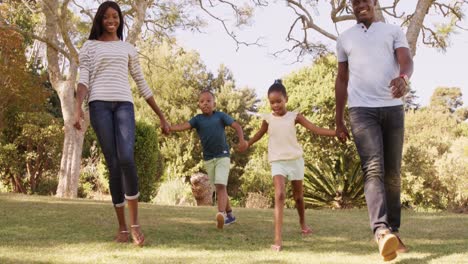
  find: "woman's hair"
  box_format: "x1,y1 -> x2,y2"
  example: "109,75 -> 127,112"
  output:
268,79 -> 287,97
88,1 -> 124,40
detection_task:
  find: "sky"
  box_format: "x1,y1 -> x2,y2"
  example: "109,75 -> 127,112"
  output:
175,1 -> 468,107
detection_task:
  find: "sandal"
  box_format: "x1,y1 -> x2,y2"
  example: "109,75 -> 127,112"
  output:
115,230 -> 129,243
301,227 -> 313,235
130,225 -> 145,247
271,244 -> 282,252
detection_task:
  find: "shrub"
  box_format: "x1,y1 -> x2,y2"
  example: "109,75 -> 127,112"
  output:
245,192 -> 271,209
153,177 -> 196,206
303,153 -> 365,209
134,121 -> 162,202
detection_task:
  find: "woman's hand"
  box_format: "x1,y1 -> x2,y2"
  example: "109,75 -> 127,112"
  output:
160,119 -> 171,135
73,103 -> 84,130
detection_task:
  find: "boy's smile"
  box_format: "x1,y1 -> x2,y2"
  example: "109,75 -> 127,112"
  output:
198,92 -> 216,115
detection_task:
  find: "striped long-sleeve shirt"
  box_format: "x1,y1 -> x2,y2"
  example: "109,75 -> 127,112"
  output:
78,40 -> 153,103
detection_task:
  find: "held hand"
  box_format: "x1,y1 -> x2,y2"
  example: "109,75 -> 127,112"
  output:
237,139 -> 249,152
336,122 -> 350,143
73,104 -> 85,130
389,77 -> 407,99
160,119 -> 171,135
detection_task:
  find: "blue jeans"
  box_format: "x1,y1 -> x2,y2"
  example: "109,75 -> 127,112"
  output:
349,105 -> 404,235
89,101 -> 139,207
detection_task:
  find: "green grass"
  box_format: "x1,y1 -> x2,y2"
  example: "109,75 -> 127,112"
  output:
0,193 -> 467,264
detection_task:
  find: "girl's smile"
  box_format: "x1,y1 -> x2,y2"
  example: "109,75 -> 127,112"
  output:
268,91 -> 287,116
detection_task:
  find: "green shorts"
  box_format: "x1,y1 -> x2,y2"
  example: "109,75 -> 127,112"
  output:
270,157 -> 304,181
204,157 -> 230,186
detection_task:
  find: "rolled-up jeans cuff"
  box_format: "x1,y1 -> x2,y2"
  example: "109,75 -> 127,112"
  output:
125,192 -> 140,201
114,200 -> 126,208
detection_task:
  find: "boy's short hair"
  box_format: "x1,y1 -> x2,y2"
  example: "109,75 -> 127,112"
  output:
199,88 -> 215,99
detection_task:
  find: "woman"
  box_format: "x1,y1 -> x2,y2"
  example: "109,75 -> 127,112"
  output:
73,1 -> 169,246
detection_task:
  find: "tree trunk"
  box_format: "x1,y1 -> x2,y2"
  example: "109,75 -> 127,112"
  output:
55,80 -> 89,198
406,0 -> 434,57
375,1 -> 386,23
42,0 -> 88,198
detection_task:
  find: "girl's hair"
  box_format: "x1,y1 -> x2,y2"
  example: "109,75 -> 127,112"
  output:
88,1 -> 124,40
268,79 -> 287,97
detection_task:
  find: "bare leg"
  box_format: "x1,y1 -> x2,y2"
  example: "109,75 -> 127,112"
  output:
114,205 -> 129,242
291,180 -> 310,231
215,184 -> 228,212
273,175 -> 286,247
127,198 -> 144,246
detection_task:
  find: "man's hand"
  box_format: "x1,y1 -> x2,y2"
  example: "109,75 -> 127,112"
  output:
390,77 -> 408,99
336,121 -> 350,143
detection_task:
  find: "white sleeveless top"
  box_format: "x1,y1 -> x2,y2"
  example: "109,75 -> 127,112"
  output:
262,111 -> 303,162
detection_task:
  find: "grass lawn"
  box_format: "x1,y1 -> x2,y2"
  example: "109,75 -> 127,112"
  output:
0,193 -> 466,264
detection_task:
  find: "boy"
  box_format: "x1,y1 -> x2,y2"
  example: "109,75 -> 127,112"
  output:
170,89 -> 248,229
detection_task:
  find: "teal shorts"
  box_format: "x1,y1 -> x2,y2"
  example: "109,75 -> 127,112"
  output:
204,157 -> 230,186
270,157 -> 304,181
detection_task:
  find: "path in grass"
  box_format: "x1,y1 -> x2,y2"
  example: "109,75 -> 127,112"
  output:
0,193 -> 466,263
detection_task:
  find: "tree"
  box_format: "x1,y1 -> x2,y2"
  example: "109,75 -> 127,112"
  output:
430,87 -> 464,113
0,25 -> 47,129
194,0 -> 467,58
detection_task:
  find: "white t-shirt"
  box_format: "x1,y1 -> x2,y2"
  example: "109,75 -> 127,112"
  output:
78,40 -> 153,103
336,22 -> 409,108
262,112 -> 303,162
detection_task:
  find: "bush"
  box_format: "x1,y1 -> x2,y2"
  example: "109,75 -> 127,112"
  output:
0,112 -> 63,194
78,140 -> 109,199
303,152 -> 365,209
245,192 -> 271,209
153,177 -> 196,206
135,121 -> 162,202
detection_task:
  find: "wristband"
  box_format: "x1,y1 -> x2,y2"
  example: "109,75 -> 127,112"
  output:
400,74 -> 409,85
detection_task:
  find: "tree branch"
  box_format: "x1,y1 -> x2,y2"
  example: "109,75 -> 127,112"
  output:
197,0 -> 262,51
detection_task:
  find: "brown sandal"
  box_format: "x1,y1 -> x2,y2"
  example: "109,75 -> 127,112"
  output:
115,230 -> 129,243
130,225 -> 145,247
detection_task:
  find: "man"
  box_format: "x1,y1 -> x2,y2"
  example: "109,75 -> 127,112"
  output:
334,0 -> 414,261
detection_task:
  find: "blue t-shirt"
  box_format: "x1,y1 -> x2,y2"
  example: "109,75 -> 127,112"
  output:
189,111 -> 234,161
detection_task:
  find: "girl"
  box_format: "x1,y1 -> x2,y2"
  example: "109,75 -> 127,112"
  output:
73,1 -> 170,246
246,80 -> 337,251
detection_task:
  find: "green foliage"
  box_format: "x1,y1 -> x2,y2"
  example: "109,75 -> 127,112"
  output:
430,87 -> 463,113
304,152 -> 365,209
402,93 -> 468,210
0,112 -> 63,194
153,177 -> 196,206
135,121 -> 162,202
78,139 -> 109,199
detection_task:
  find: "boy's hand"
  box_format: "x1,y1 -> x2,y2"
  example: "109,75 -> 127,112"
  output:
237,139 -> 249,152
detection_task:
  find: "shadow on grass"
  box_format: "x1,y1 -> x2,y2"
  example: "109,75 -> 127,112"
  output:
1,194 -> 467,263
0,257 -> 52,264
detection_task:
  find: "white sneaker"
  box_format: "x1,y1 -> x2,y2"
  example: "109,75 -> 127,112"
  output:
216,212 -> 226,229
